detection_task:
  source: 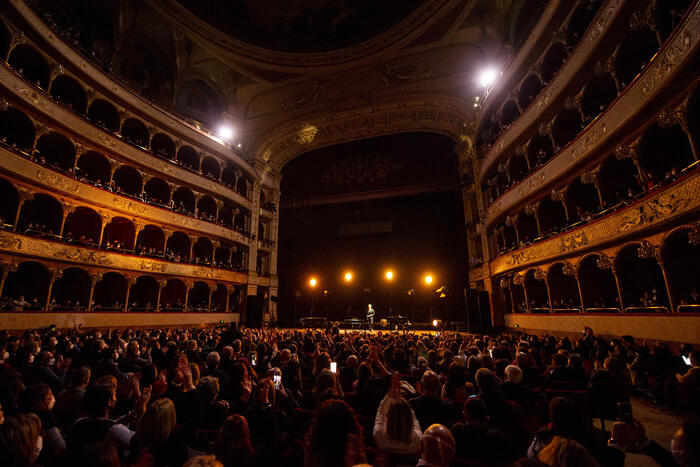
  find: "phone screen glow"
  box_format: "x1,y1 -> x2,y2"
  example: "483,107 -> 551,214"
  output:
330,362 -> 337,373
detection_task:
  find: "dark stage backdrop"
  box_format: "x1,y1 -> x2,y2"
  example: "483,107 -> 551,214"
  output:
277,133 -> 468,325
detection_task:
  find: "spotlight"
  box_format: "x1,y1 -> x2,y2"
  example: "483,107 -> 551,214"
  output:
424,275 -> 433,285
218,125 -> 234,140
344,272 -> 353,282
432,319 -> 438,327
385,270 -> 394,280
478,67 -> 499,88
236,143 -> 242,148
309,278 -> 317,287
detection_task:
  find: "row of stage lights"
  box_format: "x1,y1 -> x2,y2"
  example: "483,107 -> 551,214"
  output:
308,271 -> 434,288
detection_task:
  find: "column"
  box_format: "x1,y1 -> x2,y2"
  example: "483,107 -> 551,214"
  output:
507,284 -> 516,314
522,281 -> 531,313
98,214 -> 110,247
612,267 -> 625,313
123,276 -> 137,312
163,229 -> 173,258
656,258 -> 676,313
87,273 -> 102,311
0,262 -> 17,297
207,285 -> 213,312
544,277 -> 554,313
189,236 -> 195,263
156,279 -> 167,312
247,182 -> 262,276
212,242 -> 218,266
59,206 -> 74,237
574,271 -> 586,313
45,268 -> 62,311
13,190 -> 32,231
225,285 -> 232,312
184,281 -> 192,312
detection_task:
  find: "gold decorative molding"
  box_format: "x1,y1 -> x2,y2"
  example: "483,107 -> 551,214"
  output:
484,2 -> 700,226
490,172 -> 700,276
0,231 -> 248,284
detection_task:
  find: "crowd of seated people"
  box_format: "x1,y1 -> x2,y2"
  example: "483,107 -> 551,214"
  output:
0,323 -> 697,467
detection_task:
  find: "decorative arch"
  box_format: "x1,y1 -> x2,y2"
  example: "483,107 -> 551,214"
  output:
0,107 -> 35,152
201,156 -> 221,180
547,262 -> 581,311
500,100 -> 520,129
63,206 -> 101,244
0,177 -> 19,228
8,44 -> 51,89
197,195 -> 217,220
581,73 -> 618,123
598,153 -> 641,206
177,145 -> 200,171
112,166 -> 143,197
615,27 -> 659,88
51,267 -> 91,310
165,231 -> 191,262
1,261 -> 50,307
615,242 -> 669,311
661,226 -> 700,311
527,134 -> 554,167
18,193 -> 63,234
193,237 -> 214,264
518,74 -> 543,110
129,275 -> 159,311
524,268 -> 549,311
143,177 -> 171,205
102,217 -> 135,250
577,253 -> 620,311
566,0 -> 602,46
537,195 -> 567,235
160,278 -> 186,311
35,132 -> 76,172
93,272 -> 127,310
76,151 -> 111,185
637,122 -> 693,182
151,133 -> 176,159
541,42 -> 567,83
121,117 -> 150,147
50,75 -> 87,114
87,99 -> 121,132
188,281 -> 210,311
551,108 -> 583,149
136,225 -> 165,255
173,187 -> 196,214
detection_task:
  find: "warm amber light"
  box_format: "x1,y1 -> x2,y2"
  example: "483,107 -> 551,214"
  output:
344,272 -> 353,282
309,278 -> 317,287
433,319 -> 438,327
424,275 -> 433,285
385,270 -> 394,280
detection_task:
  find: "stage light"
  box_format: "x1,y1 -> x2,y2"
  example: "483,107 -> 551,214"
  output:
236,143 -> 242,148
432,319 -> 438,327
424,275 -> 433,285
385,270 -> 394,280
309,278 -> 317,287
478,67 -> 499,88
344,272 -> 353,282
218,125 -> 234,140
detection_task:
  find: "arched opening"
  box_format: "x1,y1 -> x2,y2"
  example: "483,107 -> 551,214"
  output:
0,177 -> 19,228
112,166 -> 143,197
193,237 -> 213,265
8,44 -> 50,89
494,277 -> 513,314
214,245 -> 231,269
218,204 -> 234,227
63,206 -> 101,245
121,117 -> 149,147
565,178 -> 600,221
136,225 -> 165,256
527,134 -> 554,167
547,263 -> 582,311
236,177 -> 249,198
212,284 -> 229,312
578,254 -> 620,310
500,100 -> 520,128
197,195 -> 217,221
51,267 -> 90,310
518,74 -> 543,110
511,279 -> 527,312
49,75 -> 87,113
654,0 -> 693,44
0,19 -> 10,60
524,269 -> 550,311
538,196 -> 568,235
581,73 -> 618,123
503,223 -> 518,250
129,275 -> 159,311
516,212 -> 540,244
176,145 -> 200,171
201,156 -> 221,180
165,231 -> 191,262
1,261 -> 49,308
172,187 -> 195,215
541,42 -> 567,83
18,193 -> 62,235
87,99 -> 120,132
160,278 -> 186,311
508,153 -> 529,183
102,217 -> 135,251
93,272 -> 127,311
76,151 -> 111,185
222,166 -> 238,188
143,178 -> 171,206
0,107 -> 35,152
637,123 -> 693,183
188,281 -> 210,311
151,133 -> 175,159
615,243 -> 669,311
615,27 -> 659,88
35,132 -> 76,172
552,108 -> 583,149
662,228 -> 700,310
566,1 -> 602,46
231,247 -> 245,271
598,155 -> 642,207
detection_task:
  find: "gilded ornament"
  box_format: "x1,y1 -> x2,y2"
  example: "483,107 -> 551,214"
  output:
0,232 -> 22,250
139,260 -> 167,272
55,247 -> 112,265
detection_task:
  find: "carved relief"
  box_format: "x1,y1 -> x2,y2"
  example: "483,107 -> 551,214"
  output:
55,247 -> 113,265
0,232 -> 22,250
558,230 -> 589,252
36,170 -> 80,193
139,260 -> 168,272
320,154 -> 402,185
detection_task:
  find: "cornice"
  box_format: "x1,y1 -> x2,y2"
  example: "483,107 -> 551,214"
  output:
7,0 -> 258,180
0,148 -> 250,246
0,65 -> 252,210
489,171 -> 700,276
0,231 -> 249,284
478,0 -> 626,183
149,0 -> 454,72
484,2 -> 700,226
256,95 -> 471,170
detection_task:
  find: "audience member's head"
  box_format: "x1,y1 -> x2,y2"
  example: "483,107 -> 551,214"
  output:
305,399 -> 365,467
0,413 -> 42,466
537,436 -> 599,467
216,414 -> 253,467
420,370 -> 441,396
504,364 -> 523,384
420,424 -> 455,467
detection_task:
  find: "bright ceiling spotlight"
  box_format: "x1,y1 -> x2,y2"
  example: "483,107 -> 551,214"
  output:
236,143 -> 242,148
478,67 -> 499,88
344,272 -> 353,282
424,275 -> 433,285
309,278 -> 317,287
385,270 -> 394,280
218,125 -> 234,140
433,319 -> 438,327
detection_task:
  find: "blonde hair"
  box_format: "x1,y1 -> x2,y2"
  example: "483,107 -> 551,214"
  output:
537,436 -> 600,467
183,454 -> 223,467
135,398 -> 177,449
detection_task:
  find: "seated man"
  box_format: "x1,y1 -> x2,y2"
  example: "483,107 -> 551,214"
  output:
451,398 -> 515,462
409,370 -> 456,431
417,424 -> 455,467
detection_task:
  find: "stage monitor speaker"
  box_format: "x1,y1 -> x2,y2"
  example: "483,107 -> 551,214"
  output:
245,294 -> 263,328
465,289 -> 491,333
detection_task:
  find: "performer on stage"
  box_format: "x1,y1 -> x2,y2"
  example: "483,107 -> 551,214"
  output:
367,303 -> 375,330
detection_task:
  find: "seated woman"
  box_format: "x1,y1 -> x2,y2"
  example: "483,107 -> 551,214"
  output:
373,373 -> 422,455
